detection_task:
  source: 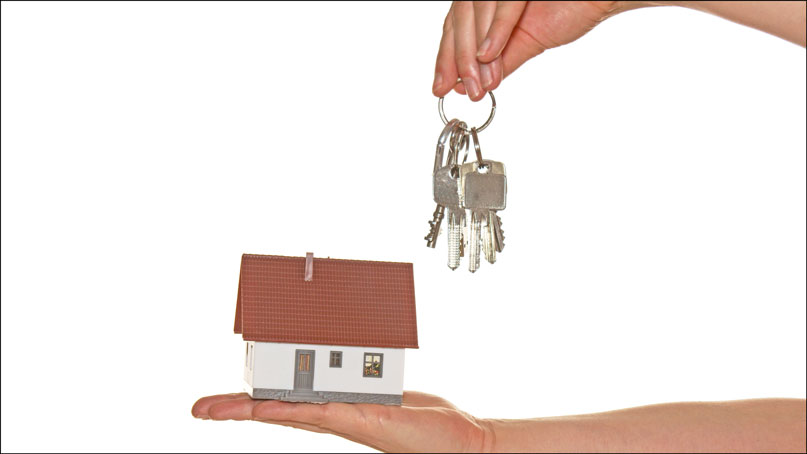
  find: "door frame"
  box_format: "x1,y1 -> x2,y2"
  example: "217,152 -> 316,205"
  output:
293,349 -> 315,391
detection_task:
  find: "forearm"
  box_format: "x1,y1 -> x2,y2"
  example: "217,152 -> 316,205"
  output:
637,1 -> 806,47
484,398 -> 806,452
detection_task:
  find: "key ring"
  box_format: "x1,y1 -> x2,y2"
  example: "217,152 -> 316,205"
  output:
434,119 -> 461,174
449,122 -> 470,165
470,127 -> 483,165
438,85 -> 496,133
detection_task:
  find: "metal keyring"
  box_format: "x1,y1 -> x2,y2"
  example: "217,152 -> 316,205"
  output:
449,122 -> 467,159
470,127 -> 483,165
450,122 -> 470,166
434,119 -> 461,174
459,129 -> 470,164
438,88 -> 496,133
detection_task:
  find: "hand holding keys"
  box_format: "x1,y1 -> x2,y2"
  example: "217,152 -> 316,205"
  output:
425,92 -> 507,272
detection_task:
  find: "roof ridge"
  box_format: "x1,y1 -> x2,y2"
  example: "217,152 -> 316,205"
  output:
241,253 -> 413,267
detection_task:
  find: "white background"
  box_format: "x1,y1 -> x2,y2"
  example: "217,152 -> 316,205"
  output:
2,2 -> 805,452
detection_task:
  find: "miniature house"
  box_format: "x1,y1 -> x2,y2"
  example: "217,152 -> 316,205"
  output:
234,253 -> 419,405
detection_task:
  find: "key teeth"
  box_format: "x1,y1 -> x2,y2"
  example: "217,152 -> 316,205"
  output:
425,205 -> 446,248
447,211 -> 462,270
468,212 -> 482,273
459,231 -> 465,257
425,220 -> 439,247
483,215 -> 495,265
495,214 -> 505,252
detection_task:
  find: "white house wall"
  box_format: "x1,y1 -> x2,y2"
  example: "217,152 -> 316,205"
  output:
250,342 -> 405,395
243,341 -> 254,387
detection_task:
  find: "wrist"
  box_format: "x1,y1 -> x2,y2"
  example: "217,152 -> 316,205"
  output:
477,418 -> 546,452
476,418 -> 498,453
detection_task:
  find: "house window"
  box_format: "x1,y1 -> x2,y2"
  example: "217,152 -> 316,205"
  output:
363,353 -> 383,378
249,344 -> 254,370
329,351 -> 342,368
245,344 -> 249,367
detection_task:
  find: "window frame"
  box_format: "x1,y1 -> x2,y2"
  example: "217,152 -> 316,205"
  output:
329,351 -> 343,368
362,352 -> 384,378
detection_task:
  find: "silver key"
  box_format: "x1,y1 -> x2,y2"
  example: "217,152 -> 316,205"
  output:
460,128 -> 507,271
467,210 -> 483,272
424,205 -> 445,248
433,163 -> 463,269
481,211 -> 505,263
425,119 -> 461,248
461,160 -> 507,270
490,211 -> 505,252
433,123 -> 468,270
483,211 -> 496,264
460,159 -> 507,210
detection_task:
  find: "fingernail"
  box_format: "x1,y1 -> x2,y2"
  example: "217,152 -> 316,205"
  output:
481,65 -> 492,89
477,38 -> 491,57
433,72 -> 443,92
465,78 -> 481,98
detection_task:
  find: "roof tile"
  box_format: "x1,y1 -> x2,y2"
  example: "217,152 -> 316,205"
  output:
234,254 -> 418,349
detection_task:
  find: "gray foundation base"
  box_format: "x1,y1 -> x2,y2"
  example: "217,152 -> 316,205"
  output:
251,388 -> 402,405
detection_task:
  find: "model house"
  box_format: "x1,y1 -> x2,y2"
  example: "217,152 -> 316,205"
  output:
234,253 -> 419,405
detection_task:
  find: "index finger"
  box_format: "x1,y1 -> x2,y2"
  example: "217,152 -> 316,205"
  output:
434,6 -> 461,96
453,0 -> 485,101
191,393 -> 251,418
477,1 -> 527,63
252,399 -> 386,436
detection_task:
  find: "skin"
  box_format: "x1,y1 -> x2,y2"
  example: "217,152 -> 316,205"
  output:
192,392 -> 493,452
433,1 -> 807,101
192,392 -> 806,452
193,2 -> 807,451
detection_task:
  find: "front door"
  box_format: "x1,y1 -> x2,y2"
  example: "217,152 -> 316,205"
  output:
293,349 -> 315,391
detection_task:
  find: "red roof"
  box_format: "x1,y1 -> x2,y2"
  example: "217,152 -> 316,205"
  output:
234,254 -> 418,349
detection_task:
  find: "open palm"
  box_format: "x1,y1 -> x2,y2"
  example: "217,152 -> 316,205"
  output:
192,392 -> 493,452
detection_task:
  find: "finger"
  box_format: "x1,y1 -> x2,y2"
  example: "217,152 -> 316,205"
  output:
433,6 -> 460,96
485,56 -> 504,91
473,1 -> 497,90
200,398 -> 365,443
207,397 -> 261,421
192,393 -> 251,419
454,80 -> 466,95
453,1 -> 484,101
205,399 -> 378,449
255,398 -> 403,448
257,418 -> 332,434
253,400 -> 362,433
477,1 -> 527,63
258,418 -> 376,449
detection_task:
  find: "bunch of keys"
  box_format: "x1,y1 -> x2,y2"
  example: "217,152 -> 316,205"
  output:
424,91 -> 507,272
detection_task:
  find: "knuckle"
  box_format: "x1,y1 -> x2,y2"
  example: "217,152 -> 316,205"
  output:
455,56 -> 477,76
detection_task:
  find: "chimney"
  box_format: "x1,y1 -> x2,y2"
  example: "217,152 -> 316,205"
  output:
304,252 -> 314,282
